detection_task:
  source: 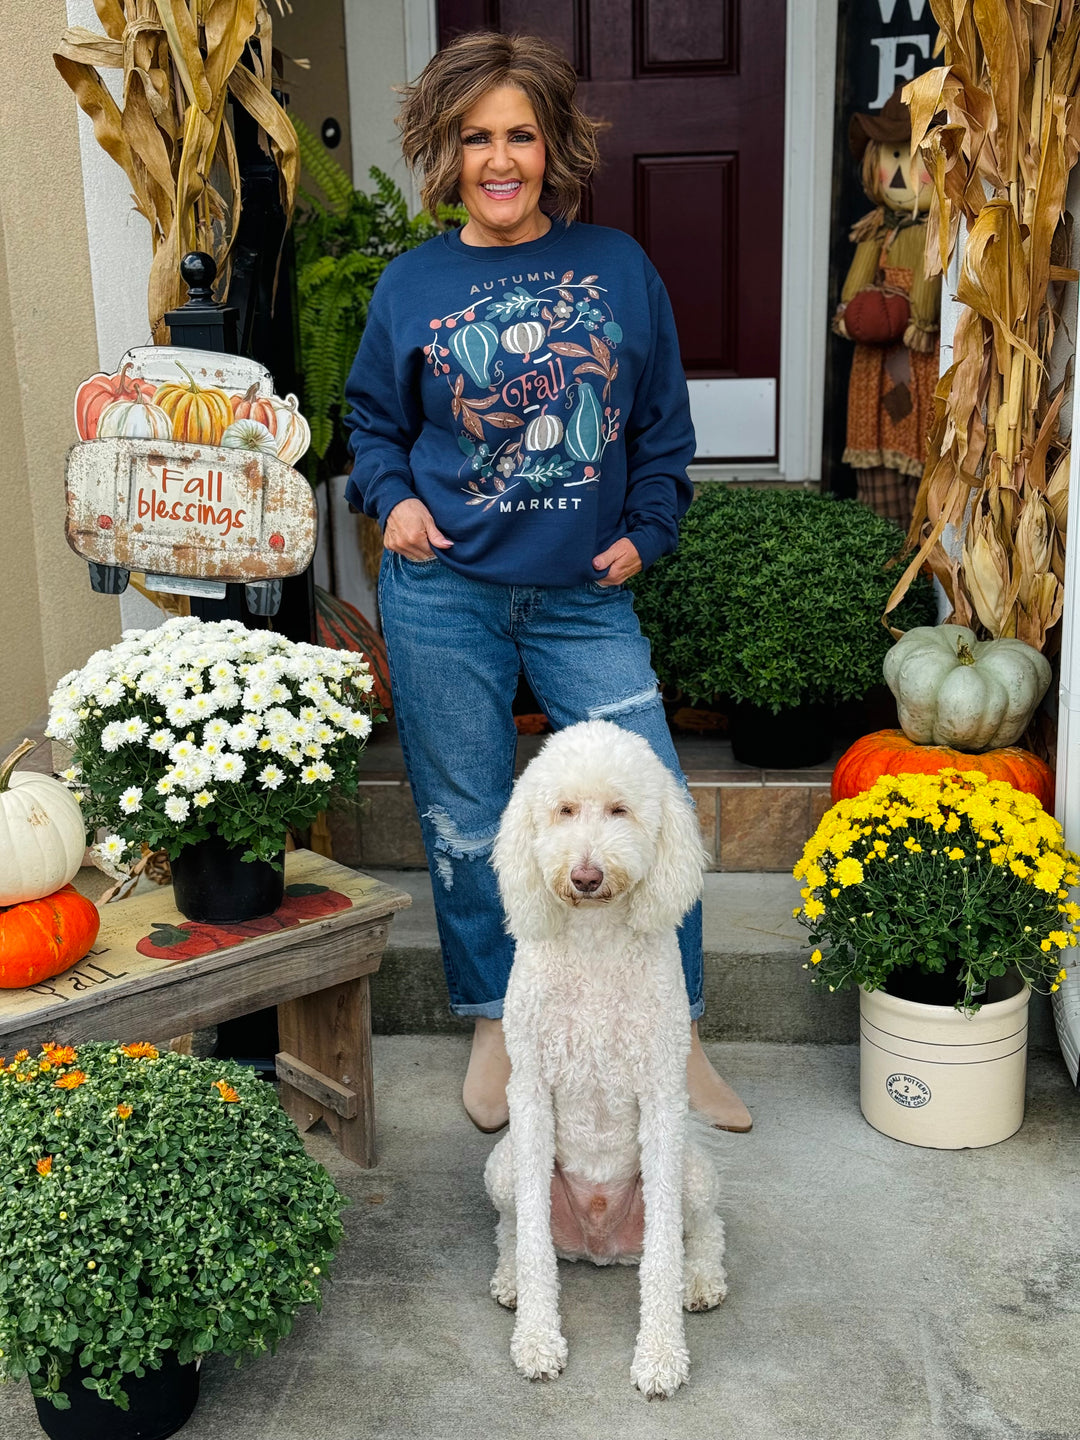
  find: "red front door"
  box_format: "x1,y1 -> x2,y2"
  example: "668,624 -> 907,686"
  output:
438,1 -> 786,460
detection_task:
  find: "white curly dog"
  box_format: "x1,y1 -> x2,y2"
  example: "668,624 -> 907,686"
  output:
486,719 -> 727,1399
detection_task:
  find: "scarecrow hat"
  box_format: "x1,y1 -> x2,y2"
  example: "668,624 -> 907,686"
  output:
848,84 -> 911,162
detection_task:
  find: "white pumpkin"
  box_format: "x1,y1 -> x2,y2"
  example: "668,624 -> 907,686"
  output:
524,411 -> 564,451
97,395 -> 174,441
883,624 -> 1052,752
0,741 -> 87,905
221,419 -> 279,456
501,321 -> 546,357
269,394 -> 312,464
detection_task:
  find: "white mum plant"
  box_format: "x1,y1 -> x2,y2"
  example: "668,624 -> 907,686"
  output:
46,617 -> 377,874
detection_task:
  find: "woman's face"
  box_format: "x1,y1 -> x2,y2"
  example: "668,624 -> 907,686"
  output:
457,85 -> 548,243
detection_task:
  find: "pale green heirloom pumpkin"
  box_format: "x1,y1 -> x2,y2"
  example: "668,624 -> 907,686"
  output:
883,624 -> 1051,752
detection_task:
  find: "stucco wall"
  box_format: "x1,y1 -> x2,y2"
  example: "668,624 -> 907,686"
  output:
0,0 -> 122,739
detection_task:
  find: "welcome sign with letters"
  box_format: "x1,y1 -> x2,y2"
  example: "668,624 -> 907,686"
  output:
65,346 -> 316,603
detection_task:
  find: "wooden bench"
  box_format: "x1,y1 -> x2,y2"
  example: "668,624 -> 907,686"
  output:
0,851 -> 410,1167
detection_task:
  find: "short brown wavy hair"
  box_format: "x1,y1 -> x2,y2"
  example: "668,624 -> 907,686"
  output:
397,31 -> 602,222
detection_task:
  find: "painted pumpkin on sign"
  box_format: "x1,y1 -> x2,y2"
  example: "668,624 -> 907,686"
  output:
524,411 -> 563,452
501,321 -> 546,359
97,395 -> 174,441
449,322 -> 500,388
74,363 -> 156,440
270,394 -> 312,464
229,383 -> 278,432
564,382 -> 604,462
153,363 -> 233,445
221,419 -> 279,456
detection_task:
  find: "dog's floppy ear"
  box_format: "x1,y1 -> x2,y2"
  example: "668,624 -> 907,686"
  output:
625,774 -> 707,934
492,770 -> 564,942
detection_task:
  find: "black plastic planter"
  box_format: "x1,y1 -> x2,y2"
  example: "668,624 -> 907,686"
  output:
170,831 -> 284,923
727,701 -> 833,769
33,1353 -> 199,1440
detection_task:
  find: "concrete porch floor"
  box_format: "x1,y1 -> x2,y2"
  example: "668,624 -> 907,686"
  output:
2,1037 -> 1077,1440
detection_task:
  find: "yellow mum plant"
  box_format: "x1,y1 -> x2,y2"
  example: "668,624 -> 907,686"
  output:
793,769 -> 1078,1011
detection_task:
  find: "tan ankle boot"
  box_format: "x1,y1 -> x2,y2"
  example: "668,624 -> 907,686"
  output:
687,1022 -> 752,1132
463,1017 -> 511,1132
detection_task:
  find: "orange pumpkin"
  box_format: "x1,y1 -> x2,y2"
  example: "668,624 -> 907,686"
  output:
74,363 -> 155,440
831,729 -> 1054,810
0,884 -> 100,988
229,383 -> 278,433
153,364 -> 233,445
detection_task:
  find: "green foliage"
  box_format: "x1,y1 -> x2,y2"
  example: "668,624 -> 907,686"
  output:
629,487 -> 938,712
0,1044 -> 348,1411
291,115 -> 466,462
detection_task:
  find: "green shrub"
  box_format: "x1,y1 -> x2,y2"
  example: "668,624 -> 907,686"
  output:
0,1043 -> 348,1410
630,487 -> 937,712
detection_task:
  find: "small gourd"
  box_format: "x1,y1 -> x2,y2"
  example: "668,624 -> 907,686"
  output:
221,419 -> 279,456
524,409 -> 563,452
0,884 -> 100,988
883,624 -> 1052,752
153,363 -> 233,445
269,394 -> 312,464
448,322 -> 499,387
229,383 -> 278,433
97,395 -> 174,441
0,741 -> 87,905
564,381 -> 604,463
501,321 -> 546,360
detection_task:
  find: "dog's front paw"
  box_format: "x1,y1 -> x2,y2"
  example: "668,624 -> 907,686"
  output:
490,1266 -> 517,1309
684,1260 -> 728,1312
630,1335 -> 690,1399
511,1323 -> 568,1381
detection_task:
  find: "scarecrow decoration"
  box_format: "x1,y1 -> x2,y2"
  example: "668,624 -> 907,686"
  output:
833,85 -> 941,531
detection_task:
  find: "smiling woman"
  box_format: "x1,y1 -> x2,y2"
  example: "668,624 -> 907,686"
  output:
342,30 -> 752,1136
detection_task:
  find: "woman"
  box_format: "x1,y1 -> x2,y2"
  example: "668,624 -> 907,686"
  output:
344,31 -> 751,1134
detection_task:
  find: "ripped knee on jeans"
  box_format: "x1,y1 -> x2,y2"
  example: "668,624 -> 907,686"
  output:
423,805 -> 500,892
586,684 -> 661,722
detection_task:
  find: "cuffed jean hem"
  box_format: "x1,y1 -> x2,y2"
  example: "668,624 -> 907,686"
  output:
688,997 -> 704,1021
450,999 -> 506,1020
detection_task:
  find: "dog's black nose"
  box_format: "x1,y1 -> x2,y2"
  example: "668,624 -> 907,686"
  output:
571,863 -> 604,894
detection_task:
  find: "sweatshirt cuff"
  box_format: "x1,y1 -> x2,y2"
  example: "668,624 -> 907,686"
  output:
345,471 -> 416,529
624,525 -> 666,574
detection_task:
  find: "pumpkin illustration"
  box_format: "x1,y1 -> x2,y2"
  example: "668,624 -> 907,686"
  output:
524,410 -> 563,452
97,395 -> 174,441
229,383 -> 278,433
564,382 -> 604,462
501,321 -> 546,359
74,363 -> 155,440
0,883 -> 100,988
883,624 -> 1052,752
830,729 -> 1054,811
449,322 -> 500,387
269,394 -> 312,464
0,741 -> 87,906
153,363 -> 233,445
221,419 -> 279,456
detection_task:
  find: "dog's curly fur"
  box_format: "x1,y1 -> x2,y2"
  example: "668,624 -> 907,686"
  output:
486,720 -> 727,1398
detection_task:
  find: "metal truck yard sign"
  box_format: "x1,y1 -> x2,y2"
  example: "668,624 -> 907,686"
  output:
66,346 -> 315,615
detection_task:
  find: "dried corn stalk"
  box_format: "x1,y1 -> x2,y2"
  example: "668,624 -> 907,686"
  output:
54,1 -> 298,343
883,1 -> 1080,651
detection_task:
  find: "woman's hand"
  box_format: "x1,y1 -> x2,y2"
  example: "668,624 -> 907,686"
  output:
591,538 -> 642,586
384,498 -> 453,560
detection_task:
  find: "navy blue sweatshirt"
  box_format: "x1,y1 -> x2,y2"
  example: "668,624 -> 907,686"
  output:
343,221 -> 695,586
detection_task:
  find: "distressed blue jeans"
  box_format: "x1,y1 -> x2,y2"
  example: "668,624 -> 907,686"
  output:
377,550 -> 704,1020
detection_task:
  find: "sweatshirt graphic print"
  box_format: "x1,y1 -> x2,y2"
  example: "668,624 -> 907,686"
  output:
344,222 -> 695,587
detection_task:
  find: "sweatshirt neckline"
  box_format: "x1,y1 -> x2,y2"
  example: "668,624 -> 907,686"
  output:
444,219 -> 570,261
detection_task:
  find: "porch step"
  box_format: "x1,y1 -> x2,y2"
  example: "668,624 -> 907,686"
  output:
330,722 -> 838,874
369,867 -> 1058,1049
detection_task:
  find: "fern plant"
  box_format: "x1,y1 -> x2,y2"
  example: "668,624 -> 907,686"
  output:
291,116 -> 465,465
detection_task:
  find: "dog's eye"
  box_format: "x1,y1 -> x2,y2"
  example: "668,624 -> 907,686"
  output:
609,804 -> 629,818
556,803 -> 576,819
